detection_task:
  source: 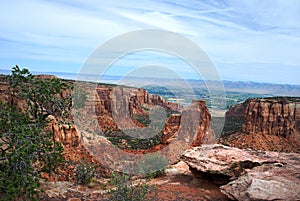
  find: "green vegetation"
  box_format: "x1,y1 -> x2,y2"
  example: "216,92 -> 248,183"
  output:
107,154 -> 166,200
109,171 -> 153,201
139,154 -> 168,178
74,159 -> 97,185
106,129 -> 162,150
0,66 -> 72,200
143,84 -> 269,109
107,107 -> 176,150
133,108 -> 179,127
133,113 -> 151,127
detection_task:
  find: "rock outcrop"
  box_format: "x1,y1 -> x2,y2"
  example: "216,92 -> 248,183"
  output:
93,86 -> 183,130
0,76 -> 109,180
161,114 -> 181,144
161,100 -> 215,145
181,144 -> 300,201
185,100 -> 215,146
82,84 -> 215,147
220,97 -> 300,152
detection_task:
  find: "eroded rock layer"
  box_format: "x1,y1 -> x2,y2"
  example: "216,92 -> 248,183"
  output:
82,84 -> 215,147
220,97 -> 300,152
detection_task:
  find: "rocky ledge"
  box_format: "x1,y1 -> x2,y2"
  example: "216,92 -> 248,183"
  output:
181,144 -> 300,201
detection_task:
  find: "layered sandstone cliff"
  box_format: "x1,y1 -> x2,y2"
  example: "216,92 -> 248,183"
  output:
160,100 -> 215,145
220,97 -> 300,152
90,85 -> 214,147
92,86 -> 183,130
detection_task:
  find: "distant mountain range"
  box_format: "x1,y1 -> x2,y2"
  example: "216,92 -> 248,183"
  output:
1,68 -> 299,96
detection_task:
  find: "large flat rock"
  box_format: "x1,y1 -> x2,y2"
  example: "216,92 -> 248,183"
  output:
181,144 -> 300,201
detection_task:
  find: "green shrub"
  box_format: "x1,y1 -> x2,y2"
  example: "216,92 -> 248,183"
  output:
109,172 -> 153,201
139,154 -> 168,178
74,160 -> 96,185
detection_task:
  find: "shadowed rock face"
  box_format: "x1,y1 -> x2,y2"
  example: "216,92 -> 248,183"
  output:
220,97 -> 300,153
181,144 -> 300,201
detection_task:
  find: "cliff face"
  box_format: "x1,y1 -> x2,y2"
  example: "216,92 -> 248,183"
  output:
220,97 -> 300,152
90,86 -> 214,147
180,100 -> 215,146
93,86 -> 183,130
0,77 -> 110,181
160,100 -> 215,146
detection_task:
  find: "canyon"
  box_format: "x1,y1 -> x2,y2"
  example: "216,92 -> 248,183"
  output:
1,74 -> 300,201
75,83 -> 215,149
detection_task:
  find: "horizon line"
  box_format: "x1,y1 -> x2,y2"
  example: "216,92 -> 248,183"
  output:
0,68 -> 299,87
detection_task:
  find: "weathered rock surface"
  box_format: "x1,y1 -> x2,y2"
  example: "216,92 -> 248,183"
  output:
82,83 -> 215,147
220,97 -> 300,152
161,100 -> 215,146
45,115 -> 111,180
181,144 -> 300,201
161,114 -> 181,144
221,163 -> 300,201
184,100 -> 215,146
93,86 -> 183,130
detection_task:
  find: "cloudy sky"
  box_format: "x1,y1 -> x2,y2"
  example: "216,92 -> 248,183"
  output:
0,0 -> 299,84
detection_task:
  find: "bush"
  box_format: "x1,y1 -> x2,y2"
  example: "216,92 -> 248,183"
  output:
0,66 -> 70,200
109,172 -> 153,201
74,160 -> 96,185
139,154 -> 168,178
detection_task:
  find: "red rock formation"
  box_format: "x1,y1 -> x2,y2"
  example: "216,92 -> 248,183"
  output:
160,100 -> 215,146
161,114 -> 181,144
1,75 -> 216,176
93,85 -> 183,131
0,77 -> 109,180
220,97 -> 300,152
89,85 -> 215,148
183,100 -> 215,146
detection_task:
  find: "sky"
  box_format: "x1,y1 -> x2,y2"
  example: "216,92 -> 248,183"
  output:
0,0 -> 300,85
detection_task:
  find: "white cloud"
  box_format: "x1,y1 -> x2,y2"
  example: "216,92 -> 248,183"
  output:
0,0 -> 299,84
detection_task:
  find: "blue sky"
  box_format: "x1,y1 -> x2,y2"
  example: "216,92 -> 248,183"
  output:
0,0 -> 299,84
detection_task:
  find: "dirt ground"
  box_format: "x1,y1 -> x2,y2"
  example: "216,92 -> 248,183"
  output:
40,172 -> 229,201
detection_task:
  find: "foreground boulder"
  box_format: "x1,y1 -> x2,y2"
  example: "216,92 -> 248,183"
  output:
181,144 -> 300,201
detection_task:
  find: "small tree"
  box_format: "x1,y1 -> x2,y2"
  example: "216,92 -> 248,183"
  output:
8,66 -> 72,123
0,66 -> 72,200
